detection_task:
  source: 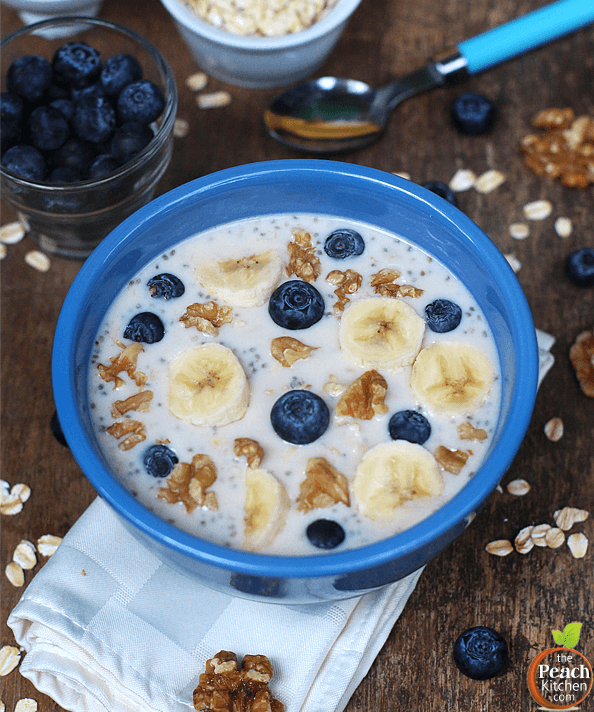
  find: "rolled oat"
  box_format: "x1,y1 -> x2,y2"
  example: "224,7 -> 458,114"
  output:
506,478 -> 531,496
554,216 -> 572,238
474,169 -> 506,194
6,561 -> 25,587
37,534 -> 63,557
485,539 -> 514,556
449,168 -> 476,192
523,199 -> 553,221
554,506 -> 589,531
24,250 -> 50,272
196,91 -> 232,109
185,71 -> 208,91
13,540 -> 37,570
509,222 -> 530,240
544,416 -> 564,442
567,532 -> 588,559
545,527 -> 565,548
0,221 -> 25,244
0,645 -> 21,676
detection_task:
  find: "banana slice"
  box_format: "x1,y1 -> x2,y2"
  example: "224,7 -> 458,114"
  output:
244,468 -> 290,551
339,297 -> 425,370
194,249 -> 283,307
168,343 -> 249,426
410,341 -> 495,415
353,441 -> 443,520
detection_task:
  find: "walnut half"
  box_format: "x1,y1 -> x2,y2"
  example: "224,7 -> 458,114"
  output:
193,650 -> 284,712
569,328 -> 594,397
270,336 -> 317,367
335,370 -> 389,420
158,454 -> 218,513
180,301 -> 233,335
297,457 -> 350,512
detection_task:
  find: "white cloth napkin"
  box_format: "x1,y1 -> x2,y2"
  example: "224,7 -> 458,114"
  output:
8,330 -> 555,712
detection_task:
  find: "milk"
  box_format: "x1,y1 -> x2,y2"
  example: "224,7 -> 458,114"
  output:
88,214 -> 501,556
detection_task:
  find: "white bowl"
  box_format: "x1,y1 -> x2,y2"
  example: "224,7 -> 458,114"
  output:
159,0 -> 363,88
1,0 -> 104,37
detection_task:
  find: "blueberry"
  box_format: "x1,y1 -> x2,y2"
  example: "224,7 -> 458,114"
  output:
48,165 -> 80,184
421,181 -> 458,208
388,410 -> 431,445
6,55 -> 52,104
566,247 -> 594,287
52,42 -> 102,90
53,137 -> 95,175
110,121 -> 153,164
306,519 -> 345,549
71,82 -> 105,104
451,92 -> 496,136
1,93 -> 24,125
72,94 -> 117,143
86,153 -> 120,179
28,105 -> 70,151
117,80 -> 165,125
50,410 -> 69,448
1,117 -> 21,154
101,54 -> 143,96
424,298 -> 462,333
1,144 -> 46,181
123,312 -> 165,343
147,273 -> 185,299
268,280 -> 325,330
50,98 -> 74,122
453,626 -> 509,680
270,389 -> 330,444
143,444 -> 178,478
324,229 -> 365,259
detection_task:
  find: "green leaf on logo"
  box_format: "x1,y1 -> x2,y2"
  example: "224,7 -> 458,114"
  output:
562,622 -> 582,649
552,629 -> 565,646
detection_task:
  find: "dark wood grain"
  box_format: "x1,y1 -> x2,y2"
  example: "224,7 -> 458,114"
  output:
2,1 -> 593,710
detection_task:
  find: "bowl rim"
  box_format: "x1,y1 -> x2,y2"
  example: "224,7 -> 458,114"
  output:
0,16 -> 178,191
52,159 -> 539,579
159,0 -> 363,50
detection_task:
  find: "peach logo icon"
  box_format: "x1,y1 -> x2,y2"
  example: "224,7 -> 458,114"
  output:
527,623 -> 592,710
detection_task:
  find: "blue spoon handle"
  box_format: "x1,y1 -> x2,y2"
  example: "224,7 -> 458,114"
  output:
458,0 -> 594,74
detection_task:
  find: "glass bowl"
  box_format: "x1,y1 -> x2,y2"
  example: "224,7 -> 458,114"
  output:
0,17 -> 177,259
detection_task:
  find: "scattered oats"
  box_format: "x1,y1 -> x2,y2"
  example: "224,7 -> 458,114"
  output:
173,118 -> 189,138
504,253 -> 521,273
515,525 -> 535,554
13,540 -> 37,570
24,250 -> 50,272
0,244 -> 6,260
554,507 -> 589,531
6,561 -> 25,587
392,171 -> 411,180
554,216 -> 572,238
545,527 -> 565,548
475,169 -> 506,194
523,199 -> 553,221
196,91 -> 232,109
567,532 -> 588,559
15,700 -> 38,712
37,534 -> 63,557
531,523 -> 552,547
0,221 -> 26,244
1,494 -> 23,515
0,645 -> 21,676
485,539 -> 514,556
11,483 -> 31,503
544,416 -> 564,441
509,222 -> 530,240
449,168 -> 476,192
185,71 -> 208,91
507,478 -> 531,496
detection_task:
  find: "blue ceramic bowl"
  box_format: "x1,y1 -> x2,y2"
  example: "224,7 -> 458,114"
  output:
52,160 -> 538,603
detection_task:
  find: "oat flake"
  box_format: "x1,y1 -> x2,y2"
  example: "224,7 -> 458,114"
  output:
475,169 -> 506,194
6,561 -> 25,587
485,539 -> 514,556
509,222 -> 530,240
0,494 -> 23,515
15,700 -> 38,712
554,506 -> 589,531
0,221 -> 25,244
567,532 -> 588,558
523,199 -> 553,221
544,417 -> 564,441
11,483 -> 31,503
173,118 -> 189,138
13,540 -> 37,570
24,250 -> 50,272
531,524 -> 552,547
506,478 -> 531,496
0,645 -> 21,676
515,525 -> 535,554
196,91 -> 232,109
545,527 -> 565,548
504,253 -> 521,273
449,168 -> 476,192
37,534 -> 63,556
185,71 -> 208,91
554,216 -> 572,238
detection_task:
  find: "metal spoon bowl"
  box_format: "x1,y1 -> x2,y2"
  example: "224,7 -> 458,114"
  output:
264,0 -> 594,153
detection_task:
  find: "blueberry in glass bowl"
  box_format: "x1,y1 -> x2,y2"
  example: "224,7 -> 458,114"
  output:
0,17 -> 177,259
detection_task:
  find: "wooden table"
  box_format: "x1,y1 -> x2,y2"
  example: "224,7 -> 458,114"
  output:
2,0 -> 593,709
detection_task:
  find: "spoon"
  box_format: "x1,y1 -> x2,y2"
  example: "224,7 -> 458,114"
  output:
264,0 -> 594,152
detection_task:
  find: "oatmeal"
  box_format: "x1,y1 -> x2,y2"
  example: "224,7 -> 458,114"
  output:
88,214 -> 501,555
